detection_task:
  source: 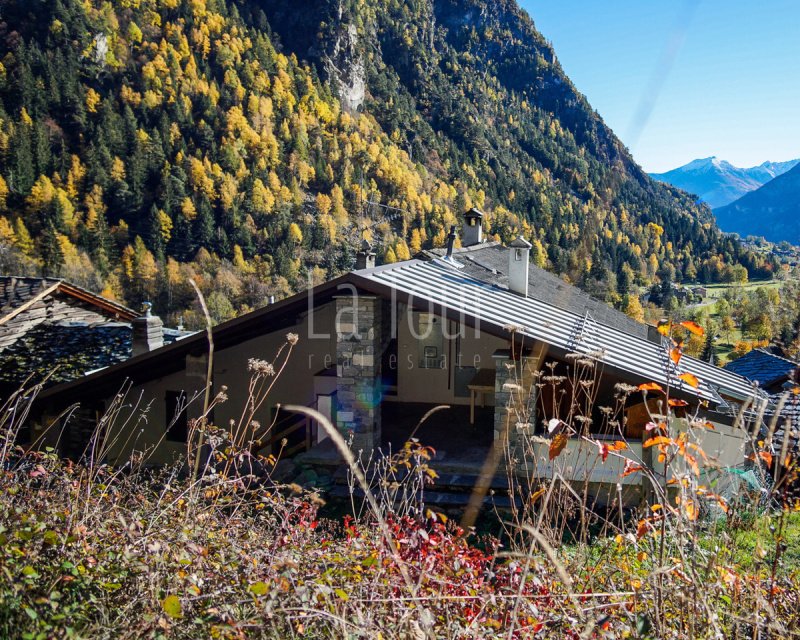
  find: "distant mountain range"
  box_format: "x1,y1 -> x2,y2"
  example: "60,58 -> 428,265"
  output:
715,163 -> 800,245
650,157 -> 799,209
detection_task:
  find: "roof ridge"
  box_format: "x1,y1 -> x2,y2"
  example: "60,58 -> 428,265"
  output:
753,347 -> 799,366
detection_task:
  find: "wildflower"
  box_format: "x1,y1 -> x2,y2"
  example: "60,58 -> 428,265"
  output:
286,332 -> 299,345
248,358 -> 275,376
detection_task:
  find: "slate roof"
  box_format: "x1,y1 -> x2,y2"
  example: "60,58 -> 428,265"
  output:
0,277 -> 135,324
0,322 -> 189,391
723,349 -> 799,390
421,242 -> 649,339
357,259 -> 763,404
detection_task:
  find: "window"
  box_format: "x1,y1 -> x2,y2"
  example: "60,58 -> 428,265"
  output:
165,391 -> 188,442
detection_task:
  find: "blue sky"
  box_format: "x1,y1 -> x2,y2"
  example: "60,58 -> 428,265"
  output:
519,0 -> 800,173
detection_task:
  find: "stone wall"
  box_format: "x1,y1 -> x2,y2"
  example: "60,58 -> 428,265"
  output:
335,295 -> 383,452
493,349 -> 539,454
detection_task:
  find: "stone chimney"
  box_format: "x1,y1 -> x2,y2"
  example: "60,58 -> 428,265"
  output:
508,236 -> 532,297
132,302 -> 164,357
462,207 -> 484,247
355,239 -> 376,270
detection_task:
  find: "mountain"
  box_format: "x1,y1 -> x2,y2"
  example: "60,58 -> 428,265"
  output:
650,157 -> 800,209
715,163 -> 800,245
0,0 -> 775,326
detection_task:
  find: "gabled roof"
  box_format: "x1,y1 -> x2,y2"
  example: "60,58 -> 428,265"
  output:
420,242 -> 649,339
37,259 -> 765,409
724,348 -> 799,389
0,277 -> 136,326
355,259 -> 763,404
36,274 -> 354,404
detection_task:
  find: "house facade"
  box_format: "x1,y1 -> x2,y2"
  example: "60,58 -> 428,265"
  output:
29,213 -> 768,499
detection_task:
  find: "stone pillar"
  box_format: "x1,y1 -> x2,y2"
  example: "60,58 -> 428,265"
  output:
493,349 -> 538,452
335,295 -> 382,453
132,302 -> 164,356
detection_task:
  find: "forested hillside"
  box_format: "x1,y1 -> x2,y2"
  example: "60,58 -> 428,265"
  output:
0,0 -> 776,326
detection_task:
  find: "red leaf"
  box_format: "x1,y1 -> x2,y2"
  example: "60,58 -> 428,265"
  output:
668,398 -> 689,407
758,451 -> 773,467
622,459 -> 643,477
596,440 -> 625,462
670,348 -> 683,365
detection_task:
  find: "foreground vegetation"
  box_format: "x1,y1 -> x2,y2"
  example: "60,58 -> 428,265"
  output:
2,349 -> 799,638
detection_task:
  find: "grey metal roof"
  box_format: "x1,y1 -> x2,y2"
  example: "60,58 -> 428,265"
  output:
420,242 -> 649,339
356,259 -> 763,404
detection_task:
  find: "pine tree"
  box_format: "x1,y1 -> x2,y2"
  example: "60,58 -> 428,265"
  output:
40,223 -> 64,277
147,204 -> 165,261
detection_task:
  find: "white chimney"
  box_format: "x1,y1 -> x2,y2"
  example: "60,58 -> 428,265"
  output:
462,207 -> 484,247
132,302 -> 164,356
508,236 -> 532,297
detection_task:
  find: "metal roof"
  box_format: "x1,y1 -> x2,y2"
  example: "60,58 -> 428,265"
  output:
420,242 -> 650,339
356,259 -> 764,404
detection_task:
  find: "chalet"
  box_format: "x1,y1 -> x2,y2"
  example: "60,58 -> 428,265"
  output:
27,212 -> 769,502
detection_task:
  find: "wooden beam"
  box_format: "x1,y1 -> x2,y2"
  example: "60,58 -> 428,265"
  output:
56,283 -> 137,321
0,282 -> 60,327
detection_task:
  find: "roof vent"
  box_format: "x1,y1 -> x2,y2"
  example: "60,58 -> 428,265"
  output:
355,239 -> 376,270
508,236 -> 532,297
462,207 -> 484,247
132,302 -> 164,357
445,225 -> 457,259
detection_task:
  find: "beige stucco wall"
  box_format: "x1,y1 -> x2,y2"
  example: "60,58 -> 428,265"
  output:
652,417 -> 748,480
101,302 -> 338,465
393,308 -> 506,406
528,439 -> 645,486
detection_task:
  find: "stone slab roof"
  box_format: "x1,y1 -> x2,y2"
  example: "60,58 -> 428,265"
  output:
723,348 -> 798,390
0,322 -> 188,392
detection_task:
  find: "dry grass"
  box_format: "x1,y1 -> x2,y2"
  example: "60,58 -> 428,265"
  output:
1,335 -> 799,639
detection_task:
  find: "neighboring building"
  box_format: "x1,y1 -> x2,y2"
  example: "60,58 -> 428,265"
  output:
0,277 -> 187,397
724,348 -> 800,438
673,287 -> 690,305
28,213 -> 768,502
